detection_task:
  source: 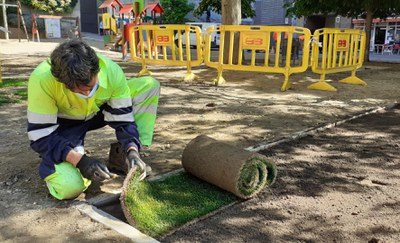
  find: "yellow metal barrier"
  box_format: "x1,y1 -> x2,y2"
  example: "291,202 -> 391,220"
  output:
309,28 -> 366,92
129,25 -> 203,81
204,25 -> 311,91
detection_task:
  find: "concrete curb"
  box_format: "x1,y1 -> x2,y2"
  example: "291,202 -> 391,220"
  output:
75,202 -> 159,243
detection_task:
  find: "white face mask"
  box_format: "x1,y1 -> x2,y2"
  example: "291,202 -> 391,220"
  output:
75,80 -> 99,99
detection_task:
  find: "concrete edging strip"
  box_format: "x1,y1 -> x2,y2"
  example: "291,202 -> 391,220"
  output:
75,202 -> 159,243
245,102 -> 399,152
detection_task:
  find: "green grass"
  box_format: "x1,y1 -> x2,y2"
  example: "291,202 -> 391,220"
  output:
0,95 -> 12,106
0,79 -> 28,88
124,172 -> 237,238
14,90 -> 28,100
0,79 -> 28,106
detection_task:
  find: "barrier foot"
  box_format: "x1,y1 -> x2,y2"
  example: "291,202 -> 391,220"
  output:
308,81 -> 337,92
281,80 -> 291,92
137,69 -> 152,77
214,75 -> 226,86
183,72 -> 198,82
339,76 -> 367,86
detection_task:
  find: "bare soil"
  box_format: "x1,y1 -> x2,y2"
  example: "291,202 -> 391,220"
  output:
0,39 -> 399,242
163,105 -> 400,243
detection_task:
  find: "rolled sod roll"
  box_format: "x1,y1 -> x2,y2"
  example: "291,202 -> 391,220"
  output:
182,135 -> 277,199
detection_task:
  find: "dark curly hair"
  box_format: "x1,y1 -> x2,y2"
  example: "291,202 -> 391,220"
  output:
50,39 -> 100,89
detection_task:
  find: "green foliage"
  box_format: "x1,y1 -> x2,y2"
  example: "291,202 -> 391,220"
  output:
284,0 -> 400,62
160,0 -> 195,24
0,95 -> 12,106
124,172 -> 237,237
195,0 -> 256,19
285,0 -> 400,19
14,90 -> 28,100
0,79 -> 28,88
0,79 -> 28,106
21,0 -> 78,14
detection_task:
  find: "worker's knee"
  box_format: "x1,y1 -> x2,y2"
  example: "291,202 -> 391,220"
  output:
127,76 -> 160,93
139,76 -> 160,88
44,162 -> 91,200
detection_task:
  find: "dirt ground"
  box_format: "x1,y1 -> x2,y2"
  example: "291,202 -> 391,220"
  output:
0,39 -> 399,242
163,105 -> 400,243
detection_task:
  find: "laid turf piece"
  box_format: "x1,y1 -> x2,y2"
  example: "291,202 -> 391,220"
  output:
121,171 -> 237,238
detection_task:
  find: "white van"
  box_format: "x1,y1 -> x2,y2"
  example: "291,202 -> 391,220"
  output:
179,22 -> 220,48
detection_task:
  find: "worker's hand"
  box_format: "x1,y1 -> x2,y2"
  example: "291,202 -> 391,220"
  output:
77,155 -> 112,181
127,150 -> 148,180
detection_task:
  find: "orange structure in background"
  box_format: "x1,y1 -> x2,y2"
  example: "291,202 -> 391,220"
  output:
31,14 -> 40,42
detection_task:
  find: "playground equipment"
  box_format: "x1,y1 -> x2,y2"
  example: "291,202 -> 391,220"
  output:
0,0 -> 29,41
118,2 -> 137,58
98,0 -> 164,59
121,3 -> 164,59
140,3 -> 164,24
99,0 -> 123,46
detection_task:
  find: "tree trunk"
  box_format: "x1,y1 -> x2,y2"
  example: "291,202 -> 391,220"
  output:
222,0 -> 241,64
364,10 -> 374,63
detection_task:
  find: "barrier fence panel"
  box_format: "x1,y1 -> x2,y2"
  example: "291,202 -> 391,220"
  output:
309,28 -> 366,91
204,25 -> 311,91
129,24 -> 203,81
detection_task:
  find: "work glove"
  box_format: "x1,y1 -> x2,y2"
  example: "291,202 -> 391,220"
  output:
77,155 -> 112,181
127,150 -> 149,181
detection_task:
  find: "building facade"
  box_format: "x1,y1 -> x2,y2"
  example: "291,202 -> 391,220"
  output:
253,0 -> 352,30
353,18 -> 400,48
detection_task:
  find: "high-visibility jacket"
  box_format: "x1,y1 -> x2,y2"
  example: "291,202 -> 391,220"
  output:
27,54 -> 140,178
273,32 -> 288,42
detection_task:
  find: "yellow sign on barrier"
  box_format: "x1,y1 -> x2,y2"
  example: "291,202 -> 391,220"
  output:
204,25 -> 311,91
130,25 -> 203,81
154,30 -> 174,46
336,34 -> 349,51
241,32 -> 268,49
309,28 -> 366,92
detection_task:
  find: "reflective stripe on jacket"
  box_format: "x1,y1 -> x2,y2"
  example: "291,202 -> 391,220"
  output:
27,54 -> 140,178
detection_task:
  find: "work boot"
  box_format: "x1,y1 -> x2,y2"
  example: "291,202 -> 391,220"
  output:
108,142 -> 152,175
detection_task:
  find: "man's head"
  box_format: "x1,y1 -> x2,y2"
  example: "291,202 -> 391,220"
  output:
50,40 -> 100,95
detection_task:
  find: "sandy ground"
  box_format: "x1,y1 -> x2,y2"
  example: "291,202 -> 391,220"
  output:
0,39 -> 399,242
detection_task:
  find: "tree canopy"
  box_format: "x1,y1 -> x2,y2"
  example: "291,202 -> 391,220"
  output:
194,0 -> 256,19
285,0 -> 400,62
285,0 -> 400,20
160,0 -> 195,24
21,0 -> 78,14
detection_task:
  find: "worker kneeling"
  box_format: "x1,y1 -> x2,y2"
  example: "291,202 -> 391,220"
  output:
27,40 -> 160,200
